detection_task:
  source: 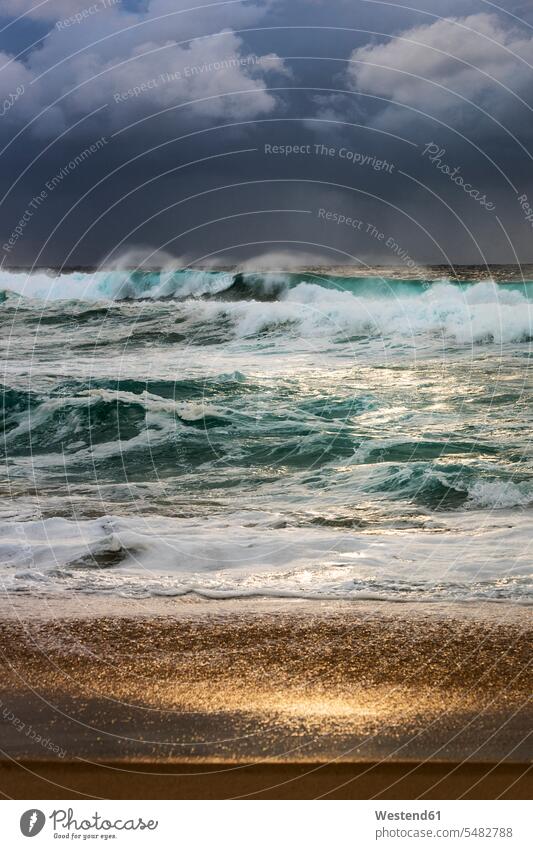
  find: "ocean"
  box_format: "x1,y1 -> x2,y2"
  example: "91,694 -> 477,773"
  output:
1,267 -> 532,604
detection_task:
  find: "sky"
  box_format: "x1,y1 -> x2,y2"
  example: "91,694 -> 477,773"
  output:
1,0 -> 533,269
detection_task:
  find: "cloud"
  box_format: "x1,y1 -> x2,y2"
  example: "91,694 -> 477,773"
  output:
344,13 -> 533,137
0,0 -> 289,137
55,31 -> 290,130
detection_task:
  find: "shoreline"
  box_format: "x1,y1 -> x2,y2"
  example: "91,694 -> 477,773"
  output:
0,594 -> 531,623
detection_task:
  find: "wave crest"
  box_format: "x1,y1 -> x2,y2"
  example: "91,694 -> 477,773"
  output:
2,270 -> 532,345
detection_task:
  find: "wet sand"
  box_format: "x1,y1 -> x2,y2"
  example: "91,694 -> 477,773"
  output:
0,598 -> 531,798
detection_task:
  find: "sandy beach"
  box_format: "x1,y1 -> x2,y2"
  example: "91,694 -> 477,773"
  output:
0,598 -> 530,799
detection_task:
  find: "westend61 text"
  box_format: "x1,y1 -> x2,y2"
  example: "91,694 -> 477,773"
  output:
375,810 -> 441,821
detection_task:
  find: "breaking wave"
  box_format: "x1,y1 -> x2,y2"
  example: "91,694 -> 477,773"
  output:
2,270 -> 533,346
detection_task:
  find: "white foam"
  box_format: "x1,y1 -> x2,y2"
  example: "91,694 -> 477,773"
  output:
467,480 -> 532,509
175,401 -> 225,421
0,269 -> 235,302
1,512 -> 531,602
2,273 -> 533,346
169,279 -> 533,346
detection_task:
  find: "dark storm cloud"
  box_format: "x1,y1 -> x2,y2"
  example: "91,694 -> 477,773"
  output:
1,0 -> 533,268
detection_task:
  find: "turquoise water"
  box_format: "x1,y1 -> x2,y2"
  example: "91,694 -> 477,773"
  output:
1,269 -> 532,602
